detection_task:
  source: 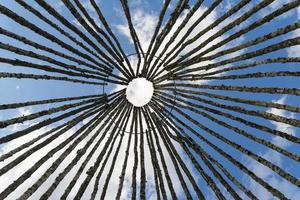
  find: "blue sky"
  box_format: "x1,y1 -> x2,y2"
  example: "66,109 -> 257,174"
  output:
0,0 -> 299,199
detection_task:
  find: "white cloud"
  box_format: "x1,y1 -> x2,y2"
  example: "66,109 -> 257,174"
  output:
242,96 -> 300,200
115,9 -> 157,51
7,107 -> 33,133
2,2 -> 299,200
114,3 -> 248,88
0,106 -> 193,200
266,96 -> 296,148
126,78 -> 154,107
18,107 -> 32,116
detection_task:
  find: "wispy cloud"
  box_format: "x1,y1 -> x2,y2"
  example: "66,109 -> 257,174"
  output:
242,96 -> 300,200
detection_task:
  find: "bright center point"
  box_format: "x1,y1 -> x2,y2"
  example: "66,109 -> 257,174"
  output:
126,77 -> 154,107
